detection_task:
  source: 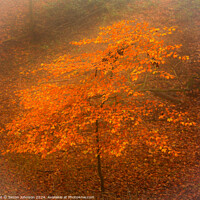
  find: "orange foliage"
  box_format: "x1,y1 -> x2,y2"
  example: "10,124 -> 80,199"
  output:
4,20 -> 192,159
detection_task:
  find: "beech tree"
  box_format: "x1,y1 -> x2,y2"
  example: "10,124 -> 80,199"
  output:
4,20 -> 194,193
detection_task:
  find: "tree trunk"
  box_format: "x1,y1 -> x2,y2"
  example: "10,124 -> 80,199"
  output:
96,120 -> 105,193
29,0 -> 35,40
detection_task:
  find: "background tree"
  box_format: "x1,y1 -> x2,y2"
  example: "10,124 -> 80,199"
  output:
29,0 -> 35,40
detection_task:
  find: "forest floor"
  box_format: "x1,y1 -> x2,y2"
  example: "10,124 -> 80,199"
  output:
0,0 -> 199,199
0,157 -> 35,197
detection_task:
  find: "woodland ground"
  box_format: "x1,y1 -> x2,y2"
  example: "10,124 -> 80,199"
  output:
0,0 -> 199,199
